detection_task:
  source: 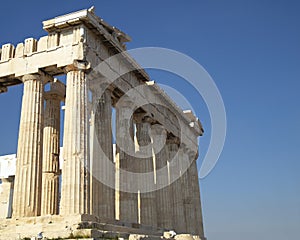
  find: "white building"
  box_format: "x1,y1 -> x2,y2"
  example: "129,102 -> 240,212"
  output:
0,154 -> 16,218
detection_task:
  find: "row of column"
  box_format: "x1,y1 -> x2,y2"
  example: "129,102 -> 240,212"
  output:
114,99 -> 204,235
13,74 -> 65,217
12,66 -> 204,236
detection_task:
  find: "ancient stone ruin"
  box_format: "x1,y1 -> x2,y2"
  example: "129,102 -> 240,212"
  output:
0,8 -> 206,240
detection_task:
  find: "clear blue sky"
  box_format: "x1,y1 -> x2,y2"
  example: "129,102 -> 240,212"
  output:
0,1 -> 299,240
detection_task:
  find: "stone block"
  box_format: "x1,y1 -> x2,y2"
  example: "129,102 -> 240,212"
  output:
37,36 -> 48,52
15,43 -> 24,57
163,230 -> 177,239
1,44 -> 15,61
24,38 -> 37,55
47,32 -> 59,48
175,234 -> 194,240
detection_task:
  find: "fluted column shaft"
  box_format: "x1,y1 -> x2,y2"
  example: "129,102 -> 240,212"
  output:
183,111 -> 205,238
13,74 -> 44,217
136,117 -> 157,227
167,137 -> 186,233
41,80 -> 65,216
152,125 -> 172,229
181,147 -> 195,234
116,100 -> 138,223
187,151 -> 205,237
60,67 -> 90,215
91,88 -> 115,219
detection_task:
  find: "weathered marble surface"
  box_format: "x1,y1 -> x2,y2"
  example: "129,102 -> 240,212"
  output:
0,7 -> 206,240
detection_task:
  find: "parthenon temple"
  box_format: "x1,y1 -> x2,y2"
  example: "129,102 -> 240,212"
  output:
0,8 -> 206,240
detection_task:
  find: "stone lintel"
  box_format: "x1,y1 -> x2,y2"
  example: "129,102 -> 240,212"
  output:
86,50 -> 199,147
148,83 -> 203,137
0,42 -> 84,80
44,7 -> 150,82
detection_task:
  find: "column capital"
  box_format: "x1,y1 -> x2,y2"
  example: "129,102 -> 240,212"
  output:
116,95 -> 135,109
134,112 -> 155,124
89,81 -> 113,102
150,124 -> 167,136
22,73 -> 41,83
44,79 -> 66,101
21,71 -> 53,84
64,60 -> 91,73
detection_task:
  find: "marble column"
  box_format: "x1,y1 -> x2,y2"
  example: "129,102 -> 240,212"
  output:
181,147 -> 196,234
41,80 -> 65,215
60,65 -> 90,215
187,150 -> 205,237
167,136 -> 186,233
136,116 -> 157,227
116,99 -> 138,223
13,74 -> 44,217
151,124 -> 172,229
91,88 -> 115,219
